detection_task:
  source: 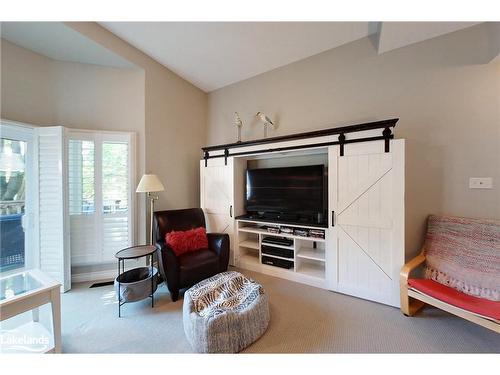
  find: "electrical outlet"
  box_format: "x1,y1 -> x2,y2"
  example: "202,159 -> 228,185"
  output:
469,177 -> 493,189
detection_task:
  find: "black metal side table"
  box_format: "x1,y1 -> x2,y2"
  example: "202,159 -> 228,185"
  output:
115,245 -> 156,317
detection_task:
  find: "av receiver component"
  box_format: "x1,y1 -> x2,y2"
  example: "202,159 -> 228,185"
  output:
261,256 -> 294,269
261,245 -> 294,259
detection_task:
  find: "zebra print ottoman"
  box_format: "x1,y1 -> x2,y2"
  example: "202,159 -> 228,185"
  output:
183,271 -> 270,353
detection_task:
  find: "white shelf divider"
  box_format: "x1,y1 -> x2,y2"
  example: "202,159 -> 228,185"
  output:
296,262 -> 325,279
239,239 -> 260,250
296,247 -> 326,262
238,252 -> 260,267
238,225 -> 325,243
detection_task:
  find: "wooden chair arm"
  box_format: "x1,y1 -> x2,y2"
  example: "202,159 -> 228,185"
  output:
400,251 -> 426,283
400,248 -> 427,315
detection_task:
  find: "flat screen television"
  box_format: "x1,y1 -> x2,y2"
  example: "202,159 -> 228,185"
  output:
245,165 -> 326,226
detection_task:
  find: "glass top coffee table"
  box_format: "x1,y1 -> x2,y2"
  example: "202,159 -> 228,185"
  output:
0,269 -> 61,353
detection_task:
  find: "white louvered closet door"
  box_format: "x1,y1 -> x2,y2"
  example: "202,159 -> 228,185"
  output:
68,132 -> 134,267
329,140 -> 405,307
37,127 -> 71,291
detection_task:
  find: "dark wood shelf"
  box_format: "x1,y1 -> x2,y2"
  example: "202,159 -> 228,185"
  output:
202,118 -> 398,152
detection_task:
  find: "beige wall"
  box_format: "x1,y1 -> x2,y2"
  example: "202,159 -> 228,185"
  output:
1,39 -> 148,247
2,22 -> 208,252
1,39 -> 55,125
65,22 -> 208,213
207,24 -> 500,259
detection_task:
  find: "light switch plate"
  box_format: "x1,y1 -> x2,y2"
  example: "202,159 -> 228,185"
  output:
469,177 -> 493,189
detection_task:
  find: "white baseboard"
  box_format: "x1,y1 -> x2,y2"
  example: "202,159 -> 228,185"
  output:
71,261 -> 159,283
71,269 -> 117,283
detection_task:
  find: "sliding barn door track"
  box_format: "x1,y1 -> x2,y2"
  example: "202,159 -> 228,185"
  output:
201,118 -> 397,166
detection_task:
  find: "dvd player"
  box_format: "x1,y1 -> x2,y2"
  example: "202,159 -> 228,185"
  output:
261,236 -> 293,247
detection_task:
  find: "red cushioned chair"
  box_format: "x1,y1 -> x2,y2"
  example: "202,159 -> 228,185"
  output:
400,215 -> 500,333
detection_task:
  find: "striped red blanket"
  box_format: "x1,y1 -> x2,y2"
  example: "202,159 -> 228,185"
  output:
424,215 -> 500,301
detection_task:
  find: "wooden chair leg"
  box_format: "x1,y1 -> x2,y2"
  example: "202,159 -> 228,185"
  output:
401,284 -> 412,315
400,285 -> 425,316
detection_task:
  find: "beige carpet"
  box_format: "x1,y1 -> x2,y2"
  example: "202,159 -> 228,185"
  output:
59,268 -> 499,353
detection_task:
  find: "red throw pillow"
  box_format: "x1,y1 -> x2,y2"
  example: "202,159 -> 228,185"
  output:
166,227 -> 208,256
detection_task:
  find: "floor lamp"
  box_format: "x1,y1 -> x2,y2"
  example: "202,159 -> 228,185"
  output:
136,174 -> 165,246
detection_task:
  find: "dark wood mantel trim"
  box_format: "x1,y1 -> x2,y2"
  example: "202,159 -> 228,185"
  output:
201,118 -> 398,152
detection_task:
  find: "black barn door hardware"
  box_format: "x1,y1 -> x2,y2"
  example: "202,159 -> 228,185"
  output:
204,151 -> 209,167
383,127 -> 392,153
201,118 -> 398,165
338,133 -> 346,157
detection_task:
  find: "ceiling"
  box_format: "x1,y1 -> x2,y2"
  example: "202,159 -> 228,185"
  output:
1,22 -> 136,69
101,22 -> 379,92
100,22 -> 481,92
1,22 -> 483,92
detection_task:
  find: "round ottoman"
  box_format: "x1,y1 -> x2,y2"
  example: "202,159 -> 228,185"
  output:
183,271 -> 270,353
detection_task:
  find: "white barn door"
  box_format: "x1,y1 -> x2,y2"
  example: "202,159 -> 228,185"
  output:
200,157 -> 235,264
329,139 -> 404,307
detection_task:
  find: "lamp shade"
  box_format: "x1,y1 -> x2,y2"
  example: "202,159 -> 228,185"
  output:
136,174 -> 165,193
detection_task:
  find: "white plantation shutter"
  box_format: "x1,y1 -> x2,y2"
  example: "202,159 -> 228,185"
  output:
37,126 -> 71,291
102,216 -> 129,260
67,132 -> 133,266
34,127 -> 134,286
68,139 -> 99,265
101,141 -> 130,262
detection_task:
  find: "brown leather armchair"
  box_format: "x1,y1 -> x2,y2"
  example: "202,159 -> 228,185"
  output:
153,208 -> 230,301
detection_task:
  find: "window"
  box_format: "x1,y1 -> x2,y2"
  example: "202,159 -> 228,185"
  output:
102,142 -> 128,214
68,132 -> 134,266
68,140 -> 95,215
0,123 -> 35,274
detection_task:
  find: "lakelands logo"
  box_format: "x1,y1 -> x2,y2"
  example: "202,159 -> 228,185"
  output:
1,328 -> 50,353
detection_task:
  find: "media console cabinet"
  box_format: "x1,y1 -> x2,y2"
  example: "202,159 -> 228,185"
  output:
236,219 -> 327,289
200,119 -> 405,307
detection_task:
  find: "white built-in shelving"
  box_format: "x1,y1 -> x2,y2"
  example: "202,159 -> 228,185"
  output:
239,239 -> 260,250
238,222 -> 326,242
235,219 -> 327,288
296,247 -> 326,262
296,261 -> 325,279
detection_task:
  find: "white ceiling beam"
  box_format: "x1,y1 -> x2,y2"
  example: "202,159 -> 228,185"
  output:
487,22 -> 500,64
377,22 -> 481,55
367,21 -> 382,51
